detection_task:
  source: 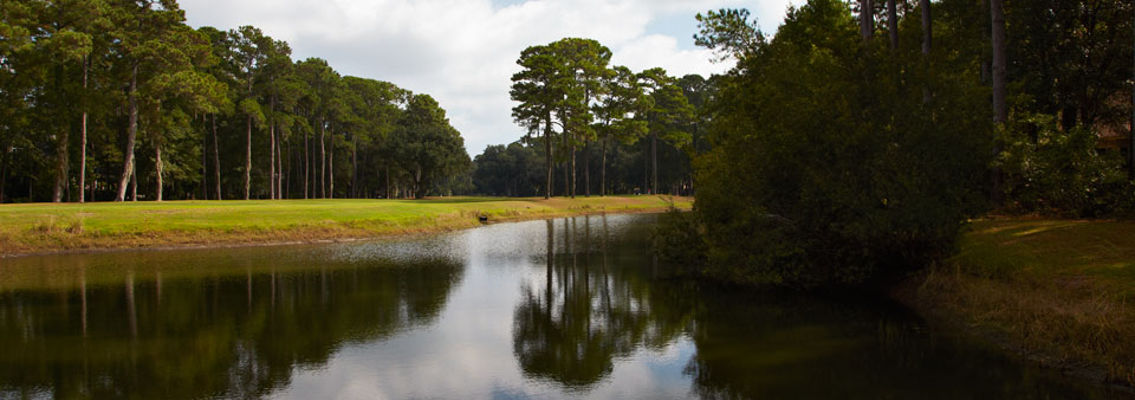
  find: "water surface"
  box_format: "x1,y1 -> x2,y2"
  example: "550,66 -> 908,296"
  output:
0,214 -> 1126,399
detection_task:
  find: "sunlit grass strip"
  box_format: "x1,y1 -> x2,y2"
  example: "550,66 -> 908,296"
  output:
903,217 -> 1135,386
0,196 -> 690,256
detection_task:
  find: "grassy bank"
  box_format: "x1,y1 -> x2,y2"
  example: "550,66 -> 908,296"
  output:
899,217 -> 1135,386
0,196 -> 689,256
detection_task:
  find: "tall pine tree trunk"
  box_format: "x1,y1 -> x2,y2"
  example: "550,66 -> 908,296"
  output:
130,162 -> 137,202
320,121 -> 326,198
651,133 -> 658,195
600,138 -> 607,196
79,56 -> 89,203
921,0 -> 932,104
570,147 -> 576,198
277,130 -> 284,199
562,122 -> 569,198
53,130 -> 69,202
412,165 -> 422,199
1,143 -> 9,203
328,134 -> 334,199
352,135 -> 358,198
281,137 -> 288,198
860,0 -> 874,41
303,130 -> 309,199
543,116 -> 553,199
155,138 -> 163,202
887,0 -> 897,49
921,0 -> 932,55
991,0 -> 1006,124
155,104 -> 163,202
270,121 -> 276,200
244,114 -> 252,200
584,143 -> 590,197
212,113 -> 222,200
115,63 -> 139,202
200,114 -> 207,200
53,64 -> 69,203
991,0 -> 1007,203
642,140 -> 648,194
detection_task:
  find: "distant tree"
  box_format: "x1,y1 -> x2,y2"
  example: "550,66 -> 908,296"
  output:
342,76 -> 402,198
295,58 -> 341,198
677,74 -> 712,155
139,25 -> 226,201
550,38 -> 610,198
257,37 -> 295,200
225,26 -> 270,200
391,94 -> 469,198
109,0 -> 199,202
511,44 -> 564,199
593,66 -> 648,196
197,26 -> 236,200
473,143 -> 543,196
31,0 -> 107,202
638,68 -> 694,195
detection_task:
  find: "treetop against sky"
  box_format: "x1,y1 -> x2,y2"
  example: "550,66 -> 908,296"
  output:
178,0 -> 802,155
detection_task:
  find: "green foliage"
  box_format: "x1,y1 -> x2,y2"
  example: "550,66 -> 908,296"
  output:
693,8 -> 765,62
594,66 -> 649,146
0,1 -> 470,202
639,68 -> 695,150
472,142 -> 543,196
690,0 -> 990,287
1006,1 -> 1133,130
391,94 -> 471,198
652,207 -> 706,276
509,38 -> 701,198
998,115 -> 1134,217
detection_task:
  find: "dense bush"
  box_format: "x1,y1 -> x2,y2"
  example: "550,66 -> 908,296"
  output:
998,114 -> 1134,217
685,0 -> 990,287
652,207 -> 707,276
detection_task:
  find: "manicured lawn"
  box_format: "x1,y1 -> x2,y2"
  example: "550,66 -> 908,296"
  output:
0,196 -> 689,255
907,217 -> 1135,385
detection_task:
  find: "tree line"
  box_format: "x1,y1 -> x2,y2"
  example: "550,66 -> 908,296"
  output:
482,38 -> 709,199
659,0 -> 1133,287
0,0 -> 470,203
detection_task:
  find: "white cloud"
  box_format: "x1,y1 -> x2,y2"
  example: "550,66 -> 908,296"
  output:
178,0 -> 798,156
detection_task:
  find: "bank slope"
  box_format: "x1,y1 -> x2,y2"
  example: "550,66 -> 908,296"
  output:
900,217 -> 1135,387
0,196 -> 689,256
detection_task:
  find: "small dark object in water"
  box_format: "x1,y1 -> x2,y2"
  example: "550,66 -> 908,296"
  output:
478,215 -> 489,223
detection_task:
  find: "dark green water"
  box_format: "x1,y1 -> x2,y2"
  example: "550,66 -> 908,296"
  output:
0,214 -> 1127,399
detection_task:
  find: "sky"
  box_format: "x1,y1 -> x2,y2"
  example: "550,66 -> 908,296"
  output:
178,0 -> 801,156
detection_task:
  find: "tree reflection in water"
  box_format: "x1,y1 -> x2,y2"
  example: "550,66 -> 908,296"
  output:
512,215 -> 694,388
0,246 -> 463,399
510,215 -> 1124,399
0,215 -> 1124,399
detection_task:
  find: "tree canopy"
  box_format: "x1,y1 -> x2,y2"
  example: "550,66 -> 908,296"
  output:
0,1 -> 470,202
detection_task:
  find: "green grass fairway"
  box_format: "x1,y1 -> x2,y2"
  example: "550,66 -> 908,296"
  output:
908,217 -> 1135,385
0,196 -> 689,256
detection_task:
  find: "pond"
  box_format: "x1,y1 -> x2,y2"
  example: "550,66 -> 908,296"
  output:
0,214 -> 1126,399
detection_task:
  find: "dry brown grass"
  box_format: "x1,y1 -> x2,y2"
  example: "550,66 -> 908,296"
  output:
898,218 -> 1135,386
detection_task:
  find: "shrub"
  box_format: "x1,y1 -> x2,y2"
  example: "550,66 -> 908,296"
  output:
679,0 -> 989,287
998,114 -> 1134,217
